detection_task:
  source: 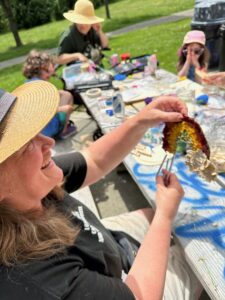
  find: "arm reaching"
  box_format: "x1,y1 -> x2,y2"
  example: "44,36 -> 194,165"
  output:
56,53 -> 87,65
202,72 -> 225,87
125,171 -> 184,300
81,96 -> 187,187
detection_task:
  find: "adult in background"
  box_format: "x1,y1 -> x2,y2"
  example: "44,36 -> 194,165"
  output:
0,81 -> 201,299
57,0 -> 109,65
203,71 -> 225,87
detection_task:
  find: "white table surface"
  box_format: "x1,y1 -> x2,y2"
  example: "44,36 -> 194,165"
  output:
81,69 -> 225,300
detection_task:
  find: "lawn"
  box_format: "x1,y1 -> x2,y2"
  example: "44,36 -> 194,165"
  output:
0,18 -> 191,91
0,0 -> 194,62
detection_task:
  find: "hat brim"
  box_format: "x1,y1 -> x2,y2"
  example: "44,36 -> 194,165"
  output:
0,80 -> 59,163
63,11 -> 104,24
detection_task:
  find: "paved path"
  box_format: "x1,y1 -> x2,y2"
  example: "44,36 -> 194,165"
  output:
0,9 -> 193,70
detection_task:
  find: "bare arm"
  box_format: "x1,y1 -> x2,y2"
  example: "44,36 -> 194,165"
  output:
178,59 -> 191,77
203,71 -> 225,86
81,96 -> 187,187
92,23 -> 109,49
56,53 -> 87,65
125,171 -> 184,300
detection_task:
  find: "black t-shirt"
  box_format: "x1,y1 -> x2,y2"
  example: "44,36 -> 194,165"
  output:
0,152 -> 135,300
58,25 -> 102,64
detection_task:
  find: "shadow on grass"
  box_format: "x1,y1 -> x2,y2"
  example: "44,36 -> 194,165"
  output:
0,37 -> 59,62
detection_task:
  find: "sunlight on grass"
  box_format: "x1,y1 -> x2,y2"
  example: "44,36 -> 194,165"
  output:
0,0 -> 194,61
0,19 -> 191,91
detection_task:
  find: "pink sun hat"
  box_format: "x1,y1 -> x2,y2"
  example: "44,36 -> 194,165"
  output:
183,30 -> 206,46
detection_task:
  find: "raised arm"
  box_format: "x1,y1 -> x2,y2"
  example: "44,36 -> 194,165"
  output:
92,23 -> 109,49
125,171 -> 184,300
178,48 -> 192,78
81,96 -> 187,187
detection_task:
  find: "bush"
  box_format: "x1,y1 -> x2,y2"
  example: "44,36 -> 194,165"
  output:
13,0 -> 55,29
54,0 -> 70,20
0,6 -> 8,33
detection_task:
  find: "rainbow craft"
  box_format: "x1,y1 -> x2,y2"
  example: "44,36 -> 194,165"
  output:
162,116 -> 210,158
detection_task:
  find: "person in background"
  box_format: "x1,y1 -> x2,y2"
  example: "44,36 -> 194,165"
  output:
23,50 -> 77,139
177,30 -> 210,83
203,71 -> 225,87
0,80 -> 202,300
57,0 -> 109,66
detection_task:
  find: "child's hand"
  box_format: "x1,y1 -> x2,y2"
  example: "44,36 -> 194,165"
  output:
186,48 -> 192,64
191,52 -> 200,68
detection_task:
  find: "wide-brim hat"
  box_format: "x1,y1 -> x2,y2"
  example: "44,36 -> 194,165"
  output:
63,0 -> 104,25
0,80 -> 59,163
183,30 -> 206,46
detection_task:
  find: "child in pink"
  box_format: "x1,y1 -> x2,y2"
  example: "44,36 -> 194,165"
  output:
177,30 -> 210,83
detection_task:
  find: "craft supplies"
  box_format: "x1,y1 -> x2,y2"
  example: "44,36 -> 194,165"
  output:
196,94 -> 209,105
86,88 -> 102,98
110,54 -> 119,66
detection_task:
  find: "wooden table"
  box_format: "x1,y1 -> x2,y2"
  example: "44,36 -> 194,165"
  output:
81,69 -> 225,300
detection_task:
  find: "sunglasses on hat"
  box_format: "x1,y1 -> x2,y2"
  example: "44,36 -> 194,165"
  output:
182,48 -> 204,56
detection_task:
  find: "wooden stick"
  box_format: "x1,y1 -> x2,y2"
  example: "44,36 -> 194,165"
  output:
214,177 -> 225,189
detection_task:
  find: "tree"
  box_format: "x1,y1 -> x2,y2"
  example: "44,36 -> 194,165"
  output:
104,0 -> 110,19
0,0 -> 23,47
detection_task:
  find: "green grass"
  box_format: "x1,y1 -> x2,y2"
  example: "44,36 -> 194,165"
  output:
0,19 -> 191,92
0,0 -> 194,62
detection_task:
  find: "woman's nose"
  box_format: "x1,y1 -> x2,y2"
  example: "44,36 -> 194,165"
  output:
38,134 -> 55,151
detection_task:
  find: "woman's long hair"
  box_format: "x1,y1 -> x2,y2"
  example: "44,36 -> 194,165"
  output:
0,117 -> 80,266
177,44 -> 210,72
0,187 -> 80,266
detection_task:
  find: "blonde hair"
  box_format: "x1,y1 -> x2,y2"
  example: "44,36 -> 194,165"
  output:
23,50 -> 56,79
0,118 -> 80,266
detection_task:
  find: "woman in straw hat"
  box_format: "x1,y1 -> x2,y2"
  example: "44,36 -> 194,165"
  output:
57,0 -> 109,65
0,81 -> 201,299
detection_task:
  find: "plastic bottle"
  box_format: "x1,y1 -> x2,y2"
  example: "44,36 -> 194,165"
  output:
98,97 -> 114,123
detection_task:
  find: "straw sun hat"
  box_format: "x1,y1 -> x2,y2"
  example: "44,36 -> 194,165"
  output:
63,0 -> 104,25
0,80 -> 59,163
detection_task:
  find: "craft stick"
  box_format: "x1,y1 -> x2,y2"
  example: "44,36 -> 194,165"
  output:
214,177 -> 225,190
168,154 -> 175,172
156,154 -> 167,177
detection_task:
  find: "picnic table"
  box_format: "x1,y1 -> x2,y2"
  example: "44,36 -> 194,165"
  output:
81,69 -> 225,300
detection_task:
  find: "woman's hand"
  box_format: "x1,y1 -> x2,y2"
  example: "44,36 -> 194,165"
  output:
155,170 -> 184,221
134,95 -> 187,127
203,72 -> 225,86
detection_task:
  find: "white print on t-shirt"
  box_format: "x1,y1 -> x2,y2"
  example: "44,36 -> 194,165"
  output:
72,206 -> 104,243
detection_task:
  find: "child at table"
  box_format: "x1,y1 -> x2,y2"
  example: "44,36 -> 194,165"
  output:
23,50 -> 76,139
177,30 -> 210,83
